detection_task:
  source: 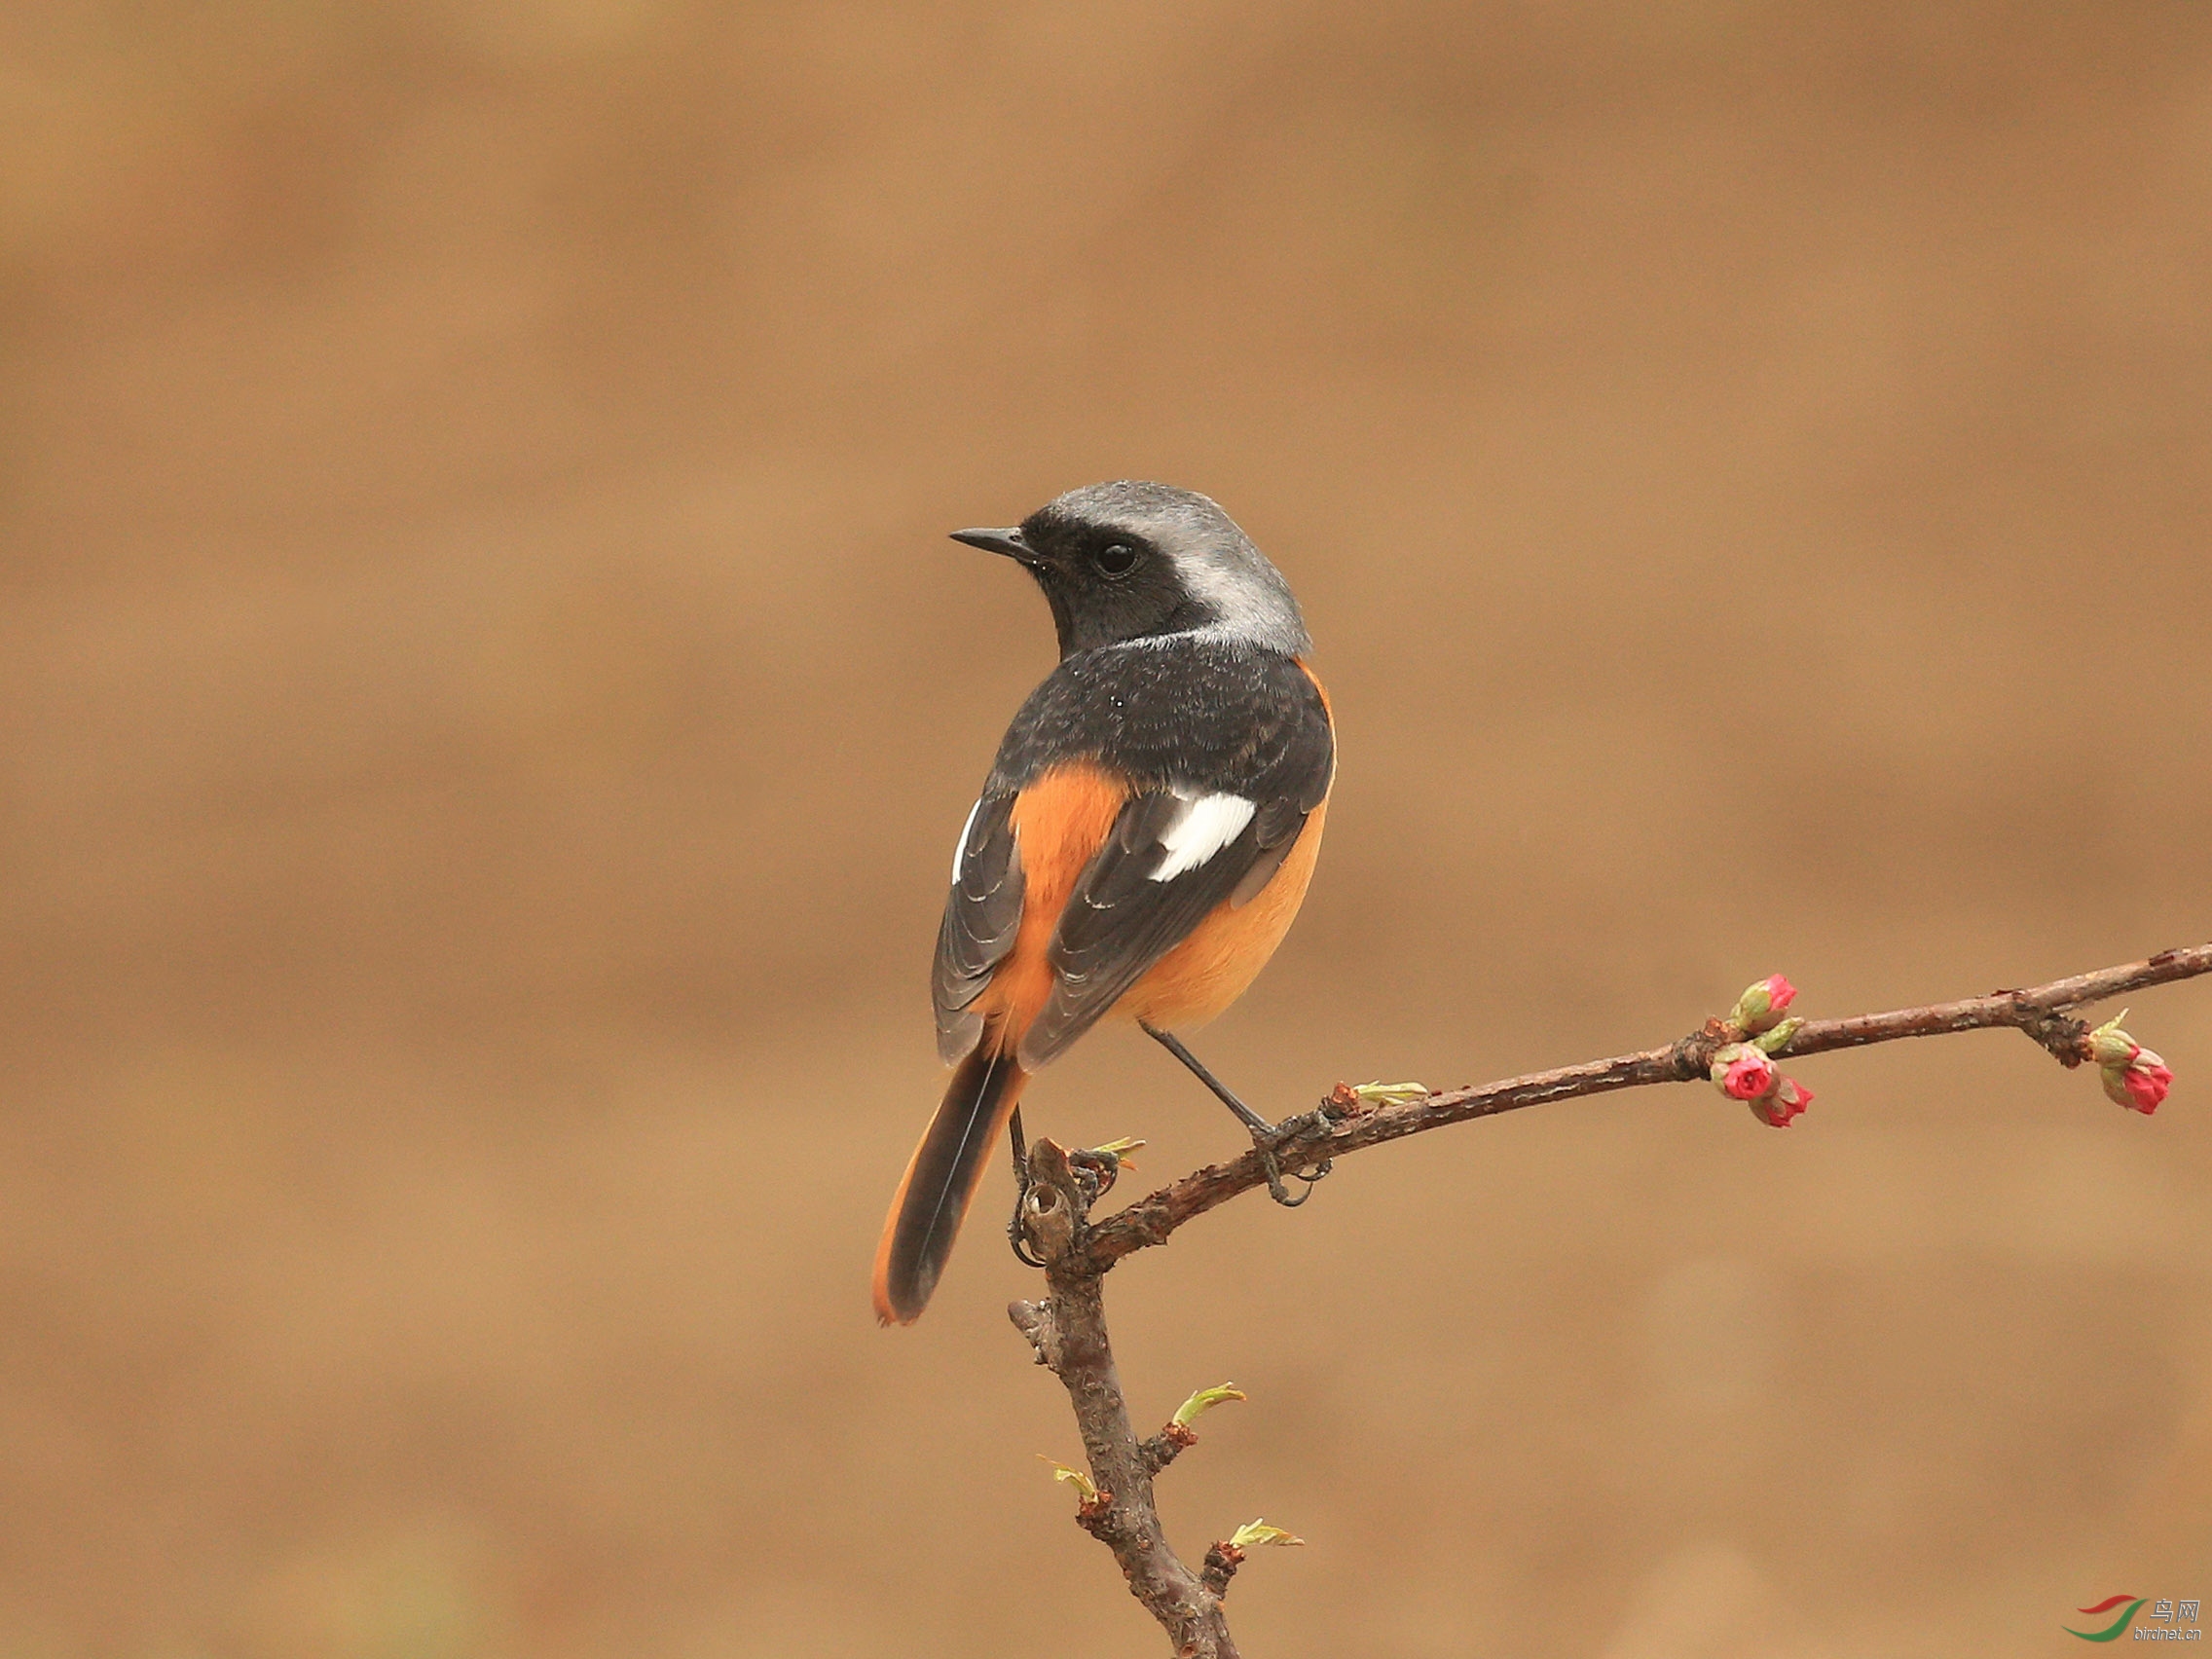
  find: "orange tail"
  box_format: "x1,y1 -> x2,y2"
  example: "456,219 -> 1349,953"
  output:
872,1040 -> 1031,1325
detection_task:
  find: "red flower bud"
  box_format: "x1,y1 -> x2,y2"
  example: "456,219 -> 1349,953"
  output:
1712,1044 -> 1777,1101
2104,1050 -> 2172,1115
1751,1075 -> 1812,1127
2125,1064 -> 2172,1111
1731,975 -> 1800,1036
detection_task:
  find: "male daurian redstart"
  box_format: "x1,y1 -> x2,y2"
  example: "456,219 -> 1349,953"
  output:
872,481 -> 1335,1325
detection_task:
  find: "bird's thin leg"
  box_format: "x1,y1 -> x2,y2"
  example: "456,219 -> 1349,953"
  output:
1142,1023 -> 1329,1206
1007,1105 -> 1045,1267
1143,1025 -> 1272,1133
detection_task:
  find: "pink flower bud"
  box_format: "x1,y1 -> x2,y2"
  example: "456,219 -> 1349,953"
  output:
2103,1050 -> 2171,1115
2125,1062 -> 2172,1112
1731,975 -> 1799,1036
1712,1043 -> 1777,1101
1751,1075 -> 1812,1127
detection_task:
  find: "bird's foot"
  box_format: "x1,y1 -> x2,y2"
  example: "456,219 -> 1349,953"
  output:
1246,1110 -> 1333,1207
1007,1176 -> 1046,1267
1142,1022 -> 1334,1208
1007,1106 -> 1046,1268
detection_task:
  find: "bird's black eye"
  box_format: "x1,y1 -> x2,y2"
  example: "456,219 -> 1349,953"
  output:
1093,542 -> 1138,578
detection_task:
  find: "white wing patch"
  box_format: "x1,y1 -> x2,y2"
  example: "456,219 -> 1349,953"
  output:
1150,791 -> 1257,881
949,797 -> 982,885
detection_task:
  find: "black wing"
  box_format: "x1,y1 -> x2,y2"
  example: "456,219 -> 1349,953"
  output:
932,792 -> 1022,1062
1015,775 -> 1323,1068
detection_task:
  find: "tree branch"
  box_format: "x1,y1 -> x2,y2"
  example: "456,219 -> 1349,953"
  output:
1081,942 -> 2212,1272
1009,943 -> 2212,1657
1010,1138 -> 1241,1659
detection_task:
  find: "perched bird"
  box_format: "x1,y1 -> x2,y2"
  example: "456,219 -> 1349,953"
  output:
872,481 -> 1336,1324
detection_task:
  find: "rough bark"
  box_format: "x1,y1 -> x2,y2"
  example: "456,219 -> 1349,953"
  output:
1009,942 -> 2212,1656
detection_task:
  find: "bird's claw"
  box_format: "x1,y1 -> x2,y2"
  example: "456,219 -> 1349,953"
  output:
1250,1113 -> 1333,1207
1008,1198 -> 1047,1265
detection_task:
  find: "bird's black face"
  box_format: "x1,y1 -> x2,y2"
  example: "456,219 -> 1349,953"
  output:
951,510 -> 1215,656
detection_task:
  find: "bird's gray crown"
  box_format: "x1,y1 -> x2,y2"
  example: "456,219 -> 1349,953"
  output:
1036,481 -> 1310,656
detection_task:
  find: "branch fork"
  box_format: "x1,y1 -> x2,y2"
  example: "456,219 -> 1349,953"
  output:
1001,942 -> 2212,1656
1011,1138 -> 1263,1658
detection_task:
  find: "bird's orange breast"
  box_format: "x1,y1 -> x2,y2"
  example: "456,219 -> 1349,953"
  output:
1131,656 -> 1332,1028
1122,797 -> 1327,1031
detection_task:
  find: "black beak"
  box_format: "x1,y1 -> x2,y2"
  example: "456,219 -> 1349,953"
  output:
950,526 -> 1032,562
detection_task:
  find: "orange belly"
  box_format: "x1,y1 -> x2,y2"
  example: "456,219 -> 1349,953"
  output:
973,758 -> 1329,1051
1123,797 -> 1327,1030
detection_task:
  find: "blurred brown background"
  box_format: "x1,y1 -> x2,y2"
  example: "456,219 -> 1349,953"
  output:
2,2 -> 2209,1654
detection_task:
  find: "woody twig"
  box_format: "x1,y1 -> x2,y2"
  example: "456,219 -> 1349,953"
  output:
1012,943 -> 2212,1658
